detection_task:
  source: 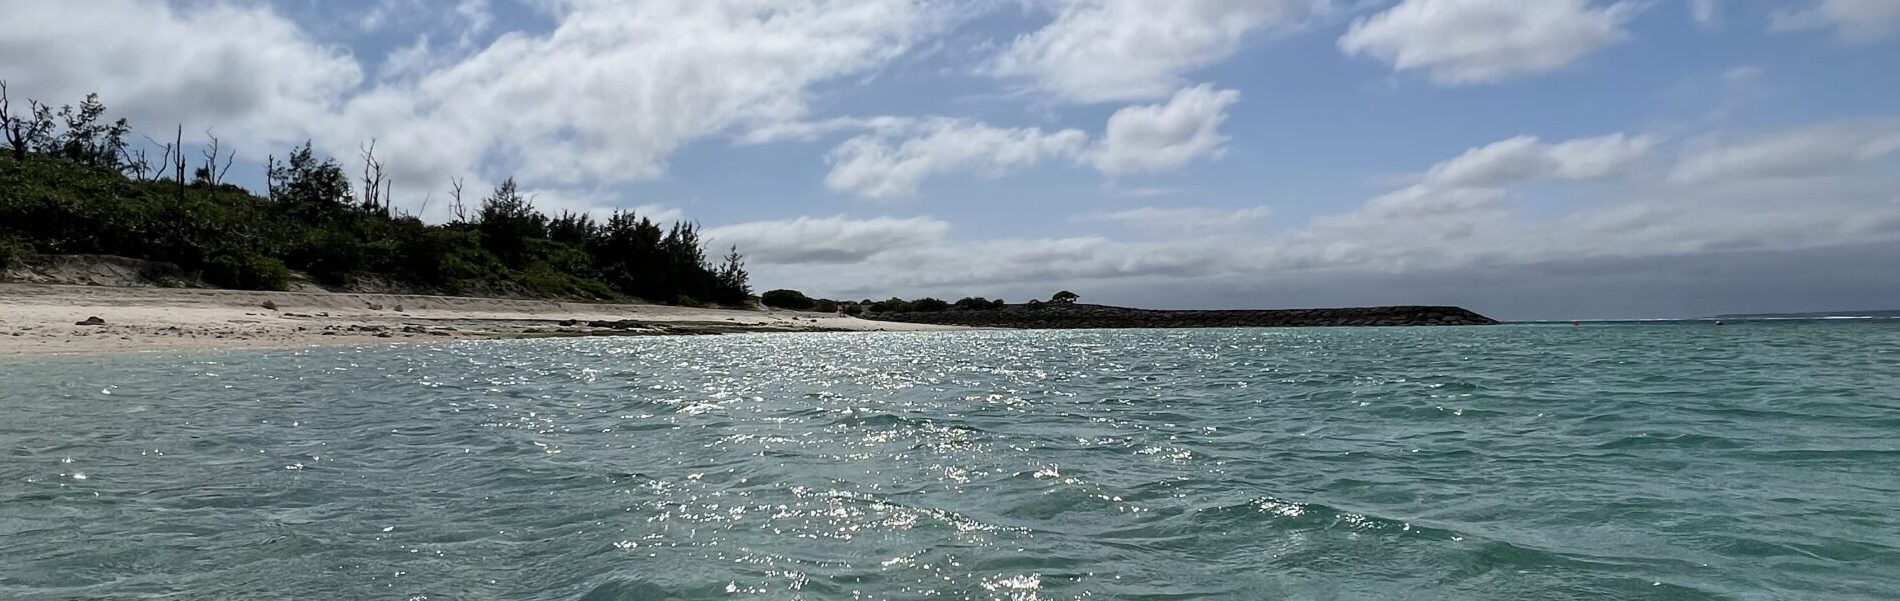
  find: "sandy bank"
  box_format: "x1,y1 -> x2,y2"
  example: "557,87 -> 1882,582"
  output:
0,284 -> 971,356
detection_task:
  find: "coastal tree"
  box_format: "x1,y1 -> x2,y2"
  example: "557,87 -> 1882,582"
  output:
50,93 -> 130,170
761,289 -> 815,310
1051,290 -> 1079,304
0,82 -> 56,161
475,178 -> 547,268
268,141 -> 354,219
954,297 -> 1007,311
712,245 -> 751,305
548,211 -> 599,246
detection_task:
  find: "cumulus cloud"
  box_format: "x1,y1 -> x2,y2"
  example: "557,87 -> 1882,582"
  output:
0,0 -> 953,219
824,120 -> 1090,198
1338,0 -> 1637,84
0,0 -> 361,150
704,216 -> 952,265
1669,119 -> 1900,184
1770,0 -> 1900,42
820,84 -> 1241,197
1090,85 -> 1241,175
340,0 -> 948,191
743,122 -> 1900,309
989,0 -> 1331,103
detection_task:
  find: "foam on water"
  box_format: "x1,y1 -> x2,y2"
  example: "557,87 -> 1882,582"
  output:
2,322 -> 1898,599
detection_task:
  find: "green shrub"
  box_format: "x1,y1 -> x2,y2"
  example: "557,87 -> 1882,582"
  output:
516,263 -> 618,299
842,303 -> 864,316
868,297 -> 909,313
760,289 -> 816,310
0,92 -> 755,304
0,236 -> 34,271
812,299 -> 839,313
203,253 -> 289,291
954,297 -> 1002,311
910,297 -> 950,312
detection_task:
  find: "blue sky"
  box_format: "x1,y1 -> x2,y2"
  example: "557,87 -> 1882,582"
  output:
4,0 -> 1899,319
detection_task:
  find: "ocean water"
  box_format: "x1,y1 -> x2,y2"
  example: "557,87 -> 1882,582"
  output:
3,323 -> 1898,600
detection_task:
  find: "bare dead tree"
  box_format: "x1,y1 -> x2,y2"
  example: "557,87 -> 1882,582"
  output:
172,125 -> 187,200
0,80 -> 19,159
120,145 -> 151,181
143,134 -> 175,181
448,177 -> 468,223
418,191 -> 434,219
360,139 -> 387,214
198,131 -> 234,186
1,81 -> 54,161
265,154 -> 277,198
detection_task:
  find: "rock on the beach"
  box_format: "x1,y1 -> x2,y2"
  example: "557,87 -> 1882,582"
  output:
75,316 -> 106,326
261,300 -> 278,311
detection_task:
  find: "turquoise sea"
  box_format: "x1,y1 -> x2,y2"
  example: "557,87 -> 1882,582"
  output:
3,322 -> 1898,600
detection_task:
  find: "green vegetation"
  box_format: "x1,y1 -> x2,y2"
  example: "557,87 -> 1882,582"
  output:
756,290 -> 1041,315
954,297 -> 1008,310
760,289 -> 816,310
1050,290 -> 1079,304
0,235 -> 32,271
0,86 -> 750,304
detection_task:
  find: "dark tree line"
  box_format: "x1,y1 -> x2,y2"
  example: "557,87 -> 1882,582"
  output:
0,86 -> 750,304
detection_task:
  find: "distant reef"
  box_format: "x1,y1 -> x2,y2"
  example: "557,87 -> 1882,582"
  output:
864,303 -> 1498,329
1710,310 -> 1900,319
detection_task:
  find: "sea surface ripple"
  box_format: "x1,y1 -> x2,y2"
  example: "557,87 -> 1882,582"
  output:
3,322 -> 1899,600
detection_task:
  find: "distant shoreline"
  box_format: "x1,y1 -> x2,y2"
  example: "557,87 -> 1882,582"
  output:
0,284 -> 970,356
864,303 -> 1498,329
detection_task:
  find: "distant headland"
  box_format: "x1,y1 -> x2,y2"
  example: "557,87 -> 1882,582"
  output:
760,289 -> 1499,329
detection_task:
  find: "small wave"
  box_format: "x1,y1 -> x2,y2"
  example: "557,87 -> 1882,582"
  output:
1593,432 -> 1746,450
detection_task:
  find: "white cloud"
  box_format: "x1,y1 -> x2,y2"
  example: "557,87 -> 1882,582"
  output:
1770,0 -> 1900,43
1080,205 -> 1273,232
0,0 -> 954,216
741,129 -> 1900,303
734,115 -> 922,145
1090,85 -> 1241,175
1421,133 -> 1659,188
821,84 -> 1241,197
1670,119 -> 1900,184
1338,0 -> 1637,84
343,0 -> 950,192
989,0 -> 1331,103
824,120 -> 1090,198
705,216 -> 952,264
0,0 -> 361,151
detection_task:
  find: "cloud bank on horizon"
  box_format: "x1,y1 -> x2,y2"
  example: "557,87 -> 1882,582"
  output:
1,0 -> 1897,318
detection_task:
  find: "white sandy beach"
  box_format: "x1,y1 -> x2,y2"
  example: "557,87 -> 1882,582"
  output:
0,284 -> 969,356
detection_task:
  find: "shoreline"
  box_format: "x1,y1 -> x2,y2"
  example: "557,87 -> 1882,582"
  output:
0,284 -> 971,357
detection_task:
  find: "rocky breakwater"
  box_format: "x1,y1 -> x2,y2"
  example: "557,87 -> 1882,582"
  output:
865,304 -> 1498,329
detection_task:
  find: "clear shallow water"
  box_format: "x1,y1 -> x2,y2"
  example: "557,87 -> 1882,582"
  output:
2,323 -> 1898,600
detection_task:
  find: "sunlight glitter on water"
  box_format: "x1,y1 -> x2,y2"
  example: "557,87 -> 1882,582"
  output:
2,324 -> 1899,599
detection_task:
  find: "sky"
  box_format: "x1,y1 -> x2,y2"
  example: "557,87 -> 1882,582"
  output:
2,0 -> 1898,320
